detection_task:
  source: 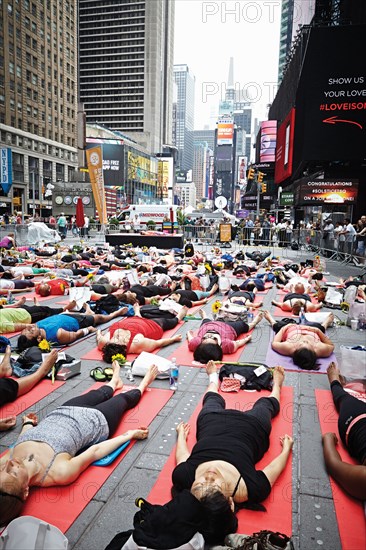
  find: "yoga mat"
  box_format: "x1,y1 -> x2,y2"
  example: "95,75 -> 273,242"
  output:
166,337 -> 250,367
272,295 -> 319,317
0,379 -> 65,418
265,336 -> 336,373
81,322 -> 184,362
148,386 -> 293,536
315,389 -> 366,549
20,384 -> 172,533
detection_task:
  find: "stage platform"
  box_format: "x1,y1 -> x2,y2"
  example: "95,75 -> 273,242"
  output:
105,232 -> 184,250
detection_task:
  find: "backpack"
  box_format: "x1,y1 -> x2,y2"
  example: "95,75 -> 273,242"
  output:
222,530 -> 294,549
184,242 -> 195,257
93,294 -> 120,314
219,363 -> 273,391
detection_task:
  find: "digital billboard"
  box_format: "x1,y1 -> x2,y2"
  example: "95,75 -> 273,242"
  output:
237,156 -> 247,184
295,25 -> 366,161
217,121 -> 234,145
296,178 -> 358,205
259,121 -> 277,163
275,109 -> 295,184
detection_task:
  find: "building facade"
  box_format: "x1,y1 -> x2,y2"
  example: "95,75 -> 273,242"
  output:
192,142 -> 212,202
0,0 -> 78,218
79,0 -> 175,155
193,129 -> 215,152
173,64 -> 195,172
278,0 -> 295,83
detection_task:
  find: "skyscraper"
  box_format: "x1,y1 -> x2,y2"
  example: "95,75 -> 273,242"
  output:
278,0 -> 295,83
79,0 -> 175,155
0,0 -> 78,217
173,64 -> 195,171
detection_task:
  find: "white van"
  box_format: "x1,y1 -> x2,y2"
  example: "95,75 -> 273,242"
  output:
117,204 -> 178,229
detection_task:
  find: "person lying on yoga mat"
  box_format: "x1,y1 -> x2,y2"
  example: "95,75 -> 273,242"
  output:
16,303 -> 129,350
172,363 -> 293,543
0,362 -> 158,526
263,310 -> 335,371
322,363 -> 366,501
0,297 -> 78,334
114,282 -> 177,306
169,284 -> 219,308
227,290 -> 263,309
186,310 -> 263,363
271,284 -> 322,315
0,349 -> 58,431
97,304 -> 187,361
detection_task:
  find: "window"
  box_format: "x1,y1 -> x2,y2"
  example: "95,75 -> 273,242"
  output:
10,99 -> 15,110
24,0 -> 30,10
32,38 -> 37,50
9,62 -> 14,74
16,65 -> 21,78
25,17 -> 31,28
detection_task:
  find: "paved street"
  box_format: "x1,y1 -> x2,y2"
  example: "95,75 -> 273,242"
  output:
1,245 -> 365,550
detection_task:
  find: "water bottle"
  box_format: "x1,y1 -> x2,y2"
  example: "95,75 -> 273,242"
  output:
247,308 -> 254,323
169,357 -> 179,391
299,307 -> 306,324
358,312 -> 366,331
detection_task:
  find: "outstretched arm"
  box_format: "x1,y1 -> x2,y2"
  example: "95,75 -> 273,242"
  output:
55,429 -> 148,485
322,433 -> 366,500
262,435 -> 293,486
132,334 -> 182,353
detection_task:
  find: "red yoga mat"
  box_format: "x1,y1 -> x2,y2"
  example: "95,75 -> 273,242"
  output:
20,384 -> 172,532
0,379 -> 65,418
148,386 -> 293,536
166,338 -> 250,367
315,389 -> 366,550
272,295 -> 319,317
81,322 -> 184,362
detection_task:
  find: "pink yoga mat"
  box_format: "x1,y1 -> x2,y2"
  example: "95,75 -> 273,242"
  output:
315,389 -> 366,549
148,386 -> 294,536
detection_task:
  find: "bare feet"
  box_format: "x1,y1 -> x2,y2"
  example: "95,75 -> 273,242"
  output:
272,365 -> 285,388
64,299 -> 77,312
197,308 -> 207,319
33,296 -> 39,306
108,360 -> 123,391
323,313 -> 334,329
83,302 -> 93,315
249,311 -> 263,329
88,326 -> 98,334
16,296 -> 27,306
177,305 -> 189,321
206,360 -> 218,375
0,346 -> 13,378
262,310 -> 274,324
138,364 -> 159,394
327,362 -> 342,385
38,349 -> 59,377
209,283 -> 219,295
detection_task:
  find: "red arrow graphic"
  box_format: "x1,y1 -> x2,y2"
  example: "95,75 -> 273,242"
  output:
323,116 -> 363,130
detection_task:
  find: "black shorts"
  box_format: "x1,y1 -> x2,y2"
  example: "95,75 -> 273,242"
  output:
69,313 -> 95,328
0,378 -> 19,405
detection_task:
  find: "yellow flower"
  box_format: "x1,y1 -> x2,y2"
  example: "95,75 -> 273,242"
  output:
204,263 -> 212,274
212,300 -> 222,314
38,339 -> 52,352
111,353 -> 126,366
86,273 -> 95,280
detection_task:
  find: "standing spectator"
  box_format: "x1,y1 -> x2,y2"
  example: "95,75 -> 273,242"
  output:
16,212 -> 22,224
84,215 -> 90,239
355,217 -> 366,264
243,217 -> 254,245
285,220 -> 293,248
253,218 -> 261,246
341,218 -> 356,256
49,215 -> 56,227
262,216 -> 271,246
322,218 -> 334,256
3,212 -> 9,225
57,212 -> 68,239
333,222 -> 344,253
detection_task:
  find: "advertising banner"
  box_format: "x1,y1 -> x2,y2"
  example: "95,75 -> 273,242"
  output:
128,151 -> 153,185
275,109 -> 295,184
86,146 -> 108,224
217,122 -> 234,145
237,156 -> 247,183
157,159 -> 173,200
0,148 -> 12,195
259,121 -> 277,163
86,142 -> 124,187
296,178 -> 358,205
296,26 -> 366,161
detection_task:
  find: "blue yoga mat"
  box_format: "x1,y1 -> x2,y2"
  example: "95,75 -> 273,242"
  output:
93,440 -> 131,466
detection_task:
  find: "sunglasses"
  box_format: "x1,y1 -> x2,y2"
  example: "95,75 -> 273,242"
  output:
202,334 -> 220,344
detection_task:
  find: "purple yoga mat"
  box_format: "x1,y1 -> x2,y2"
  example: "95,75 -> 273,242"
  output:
265,336 -> 336,373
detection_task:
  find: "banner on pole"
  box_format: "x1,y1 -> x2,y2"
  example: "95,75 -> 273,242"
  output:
0,148 -> 13,195
86,146 -> 107,224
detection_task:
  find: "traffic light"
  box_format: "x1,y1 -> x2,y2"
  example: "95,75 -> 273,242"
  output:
257,172 -> 264,183
261,183 -> 267,193
247,167 -> 255,180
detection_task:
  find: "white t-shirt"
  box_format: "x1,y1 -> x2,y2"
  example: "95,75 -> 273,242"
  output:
345,223 -> 356,242
0,279 -> 15,289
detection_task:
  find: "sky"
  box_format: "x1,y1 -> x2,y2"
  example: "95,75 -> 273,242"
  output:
174,0 -> 282,129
